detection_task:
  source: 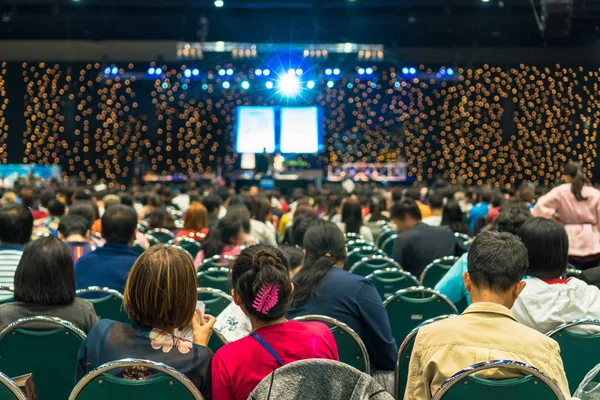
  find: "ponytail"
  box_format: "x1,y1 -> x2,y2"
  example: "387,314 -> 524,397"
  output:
291,255 -> 337,307
565,162 -> 588,202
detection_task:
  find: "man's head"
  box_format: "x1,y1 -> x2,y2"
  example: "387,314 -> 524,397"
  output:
0,204 -> 33,245
203,194 -> 222,216
58,214 -> 90,241
102,194 -> 121,212
101,205 -> 138,245
493,200 -> 533,235
47,199 -> 66,217
428,193 -> 444,212
390,199 -> 422,232
464,230 -> 528,308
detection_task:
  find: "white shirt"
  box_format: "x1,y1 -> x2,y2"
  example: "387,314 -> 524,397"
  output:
422,215 -> 442,226
336,222 -> 375,243
0,248 -> 23,299
172,194 -> 191,213
250,219 -> 277,246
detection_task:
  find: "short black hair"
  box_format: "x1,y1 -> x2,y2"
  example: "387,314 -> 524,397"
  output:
467,230 -> 528,292
0,204 -> 33,245
118,192 -> 135,207
229,194 -> 253,213
203,194 -> 222,214
429,193 -> 445,210
280,245 -> 305,269
39,190 -> 56,208
47,199 -> 66,217
14,236 -> 75,305
390,199 -> 422,221
493,200 -> 532,235
101,205 -> 138,244
518,218 -> 569,280
58,214 -> 89,238
69,202 -> 97,230
291,214 -> 317,248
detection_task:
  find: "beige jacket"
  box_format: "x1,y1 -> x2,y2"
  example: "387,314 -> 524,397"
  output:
404,302 -> 570,400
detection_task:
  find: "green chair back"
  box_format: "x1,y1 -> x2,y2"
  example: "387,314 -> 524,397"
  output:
345,232 -> 366,243
0,317 -> 86,400
366,268 -> 419,300
145,235 -> 160,247
197,267 -> 231,293
346,240 -> 370,254
433,360 -> 565,400
377,229 -> 397,249
207,330 -> 228,354
381,234 -> 399,257
349,255 -> 401,277
384,288 -> 457,346
420,256 -> 459,289
131,242 -> 146,255
0,371 -> 26,400
198,255 -> 235,274
77,287 -> 130,324
197,288 -> 232,317
395,315 -> 457,400
346,246 -> 386,270
69,358 -> 204,400
546,320 -> 600,395
146,229 -> 175,244
294,315 -> 370,373
0,287 -> 14,305
170,238 -> 202,259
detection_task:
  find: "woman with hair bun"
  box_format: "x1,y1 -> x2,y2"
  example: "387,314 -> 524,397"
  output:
211,245 -> 338,400
533,162 -> 600,269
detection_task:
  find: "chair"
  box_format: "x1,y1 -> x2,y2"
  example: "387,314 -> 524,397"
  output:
0,316 -> 87,400
366,268 -> 419,300
146,228 -> 175,244
197,288 -> 232,316
349,255 -> 401,277
132,241 -> 146,255
420,256 -> 459,288
546,319 -> 600,394
169,237 -> 202,259
76,287 -> 130,324
432,360 -> 566,400
381,233 -> 399,257
145,234 -> 160,247
345,232 -> 366,243
394,315 -> 457,400
0,371 -> 27,400
454,232 -> 472,247
0,286 -> 14,305
69,358 -> 204,400
377,228 -> 397,249
346,246 -> 387,270
383,287 -> 458,346
207,329 -> 229,354
346,239 -> 370,254
294,315 -> 370,373
197,267 -> 231,293
198,255 -> 236,274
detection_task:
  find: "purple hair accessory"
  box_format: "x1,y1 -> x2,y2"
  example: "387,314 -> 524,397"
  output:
252,282 -> 280,315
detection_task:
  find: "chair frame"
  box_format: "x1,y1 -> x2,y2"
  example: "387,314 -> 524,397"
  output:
76,286 -> 124,300
198,255 -> 236,273
68,358 -> 205,400
394,314 -> 457,400
293,314 -> 370,374
146,228 -> 176,240
383,287 -> 458,314
546,318 -> 600,337
0,315 -> 87,340
381,233 -> 399,254
170,236 -> 203,247
345,232 -> 367,242
0,371 -> 27,400
419,256 -> 460,285
349,255 -> 402,275
0,286 -> 13,292
432,360 -> 566,400
366,268 -> 419,285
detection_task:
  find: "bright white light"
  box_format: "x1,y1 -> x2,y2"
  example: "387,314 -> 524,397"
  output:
358,68 -> 365,75
409,67 -> 416,74
295,68 -> 303,76
402,67 -> 409,74
482,0 -> 489,2
333,68 -> 341,75
366,67 -> 373,74
214,0 -> 224,7
192,69 -> 200,76
255,69 -> 263,76
278,73 -> 300,96
325,68 -> 333,76
306,80 -> 315,89
394,81 -> 401,87
241,81 -> 250,89
155,68 -> 162,75
184,69 -> 192,78
218,69 -> 226,76
263,69 -> 271,76
202,84 -> 209,90
288,68 -> 296,75
265,81 -> 274,89
447,68 -> 454,76
104,67 -> 111,74
226,68 -> 234,76
327,80 -> 334,88
161,82 -> 168,89
148,67 -> 155,75
223,81 -> 230,89
111,67 -> 118,75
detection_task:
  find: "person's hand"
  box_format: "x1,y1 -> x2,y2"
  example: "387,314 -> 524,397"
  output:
191,307 -> 216,347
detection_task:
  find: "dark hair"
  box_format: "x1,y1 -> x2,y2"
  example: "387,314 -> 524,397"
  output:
14,236 -> 75,305
441,199 -> 468,234
429,193 -> 444,210
48,199 -> 66,217
147,208 -> 176,231
565,162 -> 588,201
253,197 -> 272,223
20,187 -> 35,208
118,192 -> 135,207
467,230 -> 528,292
231,245 -> 293,322
0,204 -> 33,245
229,194 -> 253,213
480,189 -> 492,203
291,214 -> 317,247
58,214 -> 89,238
292,220 -> 347,307
202,214 -> 244,258
518,218 -> 569,280
491,192 -> 505,208
101,205 -> 138,244
39,190 -> 56,208
203,194 -> 222,214
69,202 -> 97,230
492,200 -> 533,235
226,205 -> 251,233
341,198 -> 364,235
280,245 -> 305,269
368,194 -> 388,221
390,199 -> 422,221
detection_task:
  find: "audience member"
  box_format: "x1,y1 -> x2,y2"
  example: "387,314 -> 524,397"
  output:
172,187 -> 191,212
58,214 -> 94,262
146,207 -> 177,231
229,195 -> 277,246
203,194 -> 222,229
75,205 -> 139,294
390,199 -> 465,278
176,202 -> 209,240
405,230 -> 570,399
0,236 -> 98,333
280,245 -> 305,278
194,214 -> 245,268
77,245 -> 214,398
290,214 -> 317,248
21,187 -> 47,220
337,198 -> 374,242
288,220 -> 397,372
512,217 -> 600,333
91,194 -> 121,233
0,204 -> 33,299
422,193 -> 444,226
212,245 -> 338,400
468,189 -> 492,233
440,199 -> 469,234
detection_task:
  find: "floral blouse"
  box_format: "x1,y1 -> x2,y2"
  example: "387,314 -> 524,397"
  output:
76,319 -> 213,399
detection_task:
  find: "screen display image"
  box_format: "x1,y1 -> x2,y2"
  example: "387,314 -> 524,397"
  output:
280,107 -> 320,154
235,106 -> 276,153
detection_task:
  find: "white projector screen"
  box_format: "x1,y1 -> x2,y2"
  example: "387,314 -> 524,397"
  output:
235,107 -> 276,153
280,107 -> 320,154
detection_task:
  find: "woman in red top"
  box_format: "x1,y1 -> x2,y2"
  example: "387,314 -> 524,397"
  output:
211,245 -> 338,400
176,202 -> 209,240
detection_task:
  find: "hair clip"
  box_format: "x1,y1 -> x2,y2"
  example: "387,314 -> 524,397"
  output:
252,282 -> 280,315
325,253 -> 332,258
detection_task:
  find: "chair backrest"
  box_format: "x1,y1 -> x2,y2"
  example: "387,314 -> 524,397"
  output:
420,256 -> 459,288
170,237 -> 202,258
0,316 -> 87,400
146,229 -> 175,244
76,287 -> 130,323
198,255 -> 236,274
346,246 -> 387,270
145,234 -> 160,247
0,286 -> 14,305
197,288 -> 232,316
131,242 -> 146,255
349,255 -> 401,277
383,287 -> 458,346
366,268 -> 419,300
394,315 -> 457,400
381,234 -> 399,257
546,319 -> 600,394
432,360 -> 566,400
377,228 -> 397,249
346,239 -> 370,254
69,358 -> 205,400
0,371 -> 27,400
453,232 -> 472,247
196,267 -> 231,293
345,232 -> 366,243
293,315 -> 370,373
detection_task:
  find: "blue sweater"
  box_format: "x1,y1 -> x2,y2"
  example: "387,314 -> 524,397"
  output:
75,243 -> 139,294
287,267 -> 398,371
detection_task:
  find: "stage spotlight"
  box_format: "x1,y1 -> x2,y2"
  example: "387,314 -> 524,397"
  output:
279,72 -> 300,96
104,67 -> 111,75
226,68 -> 234,76
184,69 -> 192,78
402,67 -> 409,74
357,68 -> 365,75
327,80 -> 334,88
409,67 -> 416,74
255,69 -> 263,76
263,69 -> 271,76
447,68 -> 454,75
192,68 -> 200,76
111,66 -> 118,75
333,68 -> 341,75
366,67 -> 373,74
223,81 -> 230,89
265,81 -> 274,89
218,69 -> 226,76
325,68 -> 333,76
295,68 -> 303,76
148,67 -> 155,75
241,81 -> 250,89
306,80 -> 315,89
214,0 -> 224,7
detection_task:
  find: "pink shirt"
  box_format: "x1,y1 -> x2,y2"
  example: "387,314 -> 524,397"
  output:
211,320 -> 339,400
532,183 -> 600,257
194,245 -> 241,271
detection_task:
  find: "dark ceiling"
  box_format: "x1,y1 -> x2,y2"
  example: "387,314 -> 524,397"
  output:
1,0 -> 600,47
